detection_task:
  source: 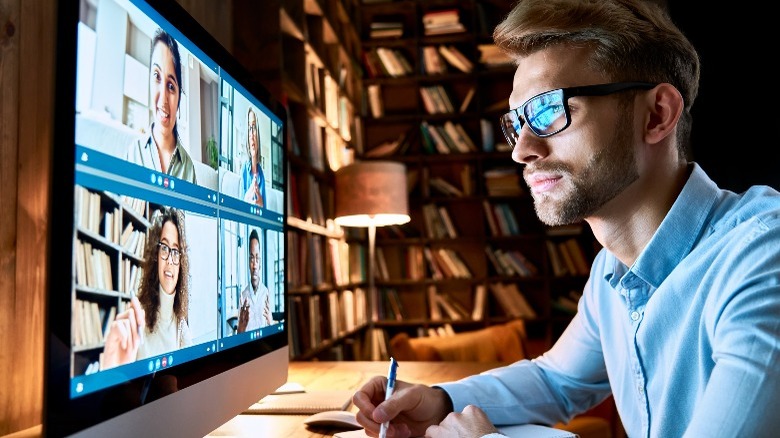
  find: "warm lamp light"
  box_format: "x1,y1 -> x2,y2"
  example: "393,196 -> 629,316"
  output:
334,161 -> 410,322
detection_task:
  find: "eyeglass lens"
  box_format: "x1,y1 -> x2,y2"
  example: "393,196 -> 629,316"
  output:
525,90 -> 566,135
500,89 -> 569,148
158,242 -> 180,265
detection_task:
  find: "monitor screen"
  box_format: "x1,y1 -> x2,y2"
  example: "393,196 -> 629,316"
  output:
45,0 -> 289,436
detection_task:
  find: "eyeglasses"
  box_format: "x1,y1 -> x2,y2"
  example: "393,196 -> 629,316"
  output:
158,242 -> 181,265
499,82 -> 657,148
248,124 -> 257,134
249,254 -> 261,264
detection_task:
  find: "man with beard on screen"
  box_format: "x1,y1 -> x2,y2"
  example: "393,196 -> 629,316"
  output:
237,229 -> 273,333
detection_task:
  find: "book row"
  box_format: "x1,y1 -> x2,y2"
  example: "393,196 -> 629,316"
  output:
287,288 -> 367,358
376,245 -> 472,281
377,282 -> 537,323
287,226 -> 366,290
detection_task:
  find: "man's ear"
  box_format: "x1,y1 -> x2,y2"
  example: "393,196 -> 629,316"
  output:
642,83 -> 683,145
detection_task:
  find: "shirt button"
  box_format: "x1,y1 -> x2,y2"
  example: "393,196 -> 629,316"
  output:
637,384 -> 644,395
630,311 -> 640,321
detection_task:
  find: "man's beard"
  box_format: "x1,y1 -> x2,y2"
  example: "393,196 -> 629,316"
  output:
526,109 -> 638,226
251,274 -> 259,292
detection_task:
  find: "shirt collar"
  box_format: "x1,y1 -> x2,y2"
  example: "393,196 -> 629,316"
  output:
604,163 -> 720,289
147,124 -> 182,163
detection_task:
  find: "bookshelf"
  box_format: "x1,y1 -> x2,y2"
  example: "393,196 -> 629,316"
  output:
232,0 -> 370,360
358,0 -> 599,354
71,185 -> 150,376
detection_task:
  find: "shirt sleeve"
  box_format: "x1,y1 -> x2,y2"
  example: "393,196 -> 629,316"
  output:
683,227 -> 780,437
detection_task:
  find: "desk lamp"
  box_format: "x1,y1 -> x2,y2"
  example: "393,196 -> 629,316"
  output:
334,161 -> 410,323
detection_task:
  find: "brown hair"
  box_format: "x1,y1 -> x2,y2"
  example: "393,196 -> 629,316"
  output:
494,0 -> 699,158
137,206 -> 190,332
246,107 -> 260,162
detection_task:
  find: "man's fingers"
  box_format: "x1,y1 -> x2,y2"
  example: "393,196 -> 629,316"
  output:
354,409 -> 380,436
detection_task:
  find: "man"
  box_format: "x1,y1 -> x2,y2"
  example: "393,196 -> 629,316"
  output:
238,229 -> 273,332
353,1 -> 780,437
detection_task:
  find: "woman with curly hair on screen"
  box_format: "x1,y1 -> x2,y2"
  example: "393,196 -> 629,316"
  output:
102,207 -> 192,369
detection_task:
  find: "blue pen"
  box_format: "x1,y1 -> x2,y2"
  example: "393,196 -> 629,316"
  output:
379,357 -> 398,438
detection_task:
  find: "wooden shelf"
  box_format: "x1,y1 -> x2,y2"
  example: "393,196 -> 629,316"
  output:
358,0 -> 597,352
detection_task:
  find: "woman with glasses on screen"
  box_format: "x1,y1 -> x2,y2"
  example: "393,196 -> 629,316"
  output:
352,0 -> 780,437
102,207 -> 192,369
240,107 -> 267,207
126,28 -> 197,185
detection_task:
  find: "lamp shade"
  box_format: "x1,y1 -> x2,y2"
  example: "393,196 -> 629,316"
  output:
334,161 -> 410,228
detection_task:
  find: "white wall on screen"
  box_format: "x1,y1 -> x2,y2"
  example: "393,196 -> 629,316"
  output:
76,22 -> 96,113
184,212 -> 219,345
92,0 -> 128,121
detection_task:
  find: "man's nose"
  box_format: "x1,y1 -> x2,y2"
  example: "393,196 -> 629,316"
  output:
511,128 -> 548,165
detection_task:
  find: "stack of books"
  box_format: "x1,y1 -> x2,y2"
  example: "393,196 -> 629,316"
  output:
370,21 -> 403,38
422,9 -> 465,35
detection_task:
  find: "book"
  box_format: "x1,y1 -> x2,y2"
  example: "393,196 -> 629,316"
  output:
244,389 -> 355,414
472,284 -> 487,321
367,84 -> 383,118
434,293 -> 463,320
427,285 -> 442,320
459,86 -> 476,112
437,206 -> 458,238
438,45 -> 473,73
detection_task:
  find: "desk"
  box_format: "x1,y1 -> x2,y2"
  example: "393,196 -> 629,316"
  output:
206,361 -> 503,438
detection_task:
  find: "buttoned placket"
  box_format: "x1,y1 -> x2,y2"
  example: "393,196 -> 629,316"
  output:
620,271 -> 652,438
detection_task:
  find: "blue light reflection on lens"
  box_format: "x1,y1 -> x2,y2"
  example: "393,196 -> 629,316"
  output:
526,91 -> 564,133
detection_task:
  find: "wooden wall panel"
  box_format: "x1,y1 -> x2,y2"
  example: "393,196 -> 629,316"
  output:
0,0 -> 54,434
0,0 -> 23,430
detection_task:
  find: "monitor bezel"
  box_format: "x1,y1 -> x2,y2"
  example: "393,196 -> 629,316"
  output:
45,0 -> 289,436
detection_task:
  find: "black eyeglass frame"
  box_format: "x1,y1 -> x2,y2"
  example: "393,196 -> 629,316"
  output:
157,241 -> 181,265
500,81 -> 658,143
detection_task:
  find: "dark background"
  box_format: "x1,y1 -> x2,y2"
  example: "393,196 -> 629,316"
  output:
667,3 -> 779,192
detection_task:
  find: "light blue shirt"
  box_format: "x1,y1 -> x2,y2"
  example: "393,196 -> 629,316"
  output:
240,159 -> 267,205
439,163 -> 780,437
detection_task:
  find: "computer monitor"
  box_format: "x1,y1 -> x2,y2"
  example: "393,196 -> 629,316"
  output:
44,0 -> 288,436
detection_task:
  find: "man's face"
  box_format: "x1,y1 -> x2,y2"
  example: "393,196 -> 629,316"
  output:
249,237 -> 260,292
509,45 -> 639,226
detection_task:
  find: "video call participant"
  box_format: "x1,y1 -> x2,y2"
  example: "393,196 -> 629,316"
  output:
237,229 -> 273,333
126,28 -> 197,185
352,0 -> 780,437
240,107 -> 266,207
102,207 -> 192,369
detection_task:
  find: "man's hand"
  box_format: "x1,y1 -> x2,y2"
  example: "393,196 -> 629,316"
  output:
237,298 -> 249,333
353,376 -> 452,437
262,294 -> 273,325
102,296 -> 145,370
425,405 -> 499,438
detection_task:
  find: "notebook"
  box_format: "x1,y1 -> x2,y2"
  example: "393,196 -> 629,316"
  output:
244,389 -> 355,415
334,424 -> 578,438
